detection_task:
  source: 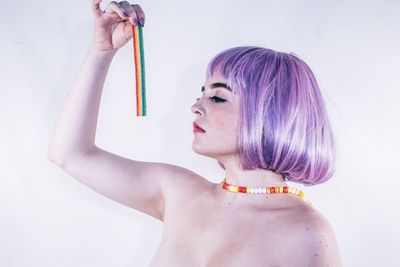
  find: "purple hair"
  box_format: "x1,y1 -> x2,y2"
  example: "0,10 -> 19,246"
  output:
206,46 -> 336,185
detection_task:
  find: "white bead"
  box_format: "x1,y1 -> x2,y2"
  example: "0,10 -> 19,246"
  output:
262,187 -> 267,194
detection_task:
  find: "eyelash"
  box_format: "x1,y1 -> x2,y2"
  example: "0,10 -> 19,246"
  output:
196,96 -> 227,103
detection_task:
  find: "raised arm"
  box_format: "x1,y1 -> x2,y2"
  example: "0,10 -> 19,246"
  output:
48,0 -> 207,221
48,0 -> 139,162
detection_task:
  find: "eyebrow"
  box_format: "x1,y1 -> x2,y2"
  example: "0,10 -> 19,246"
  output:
201,82 -> 232,93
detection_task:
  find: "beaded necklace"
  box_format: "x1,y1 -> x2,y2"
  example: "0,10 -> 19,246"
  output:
220,178 -> 311,205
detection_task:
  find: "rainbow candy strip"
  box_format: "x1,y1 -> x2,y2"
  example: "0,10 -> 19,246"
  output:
132,24 -> 146,116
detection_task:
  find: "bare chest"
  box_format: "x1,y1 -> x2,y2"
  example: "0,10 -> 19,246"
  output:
149,192 -> 298,267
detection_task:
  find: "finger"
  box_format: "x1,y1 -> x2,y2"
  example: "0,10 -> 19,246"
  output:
91,0 -> 103,18
132,4 -> 145,26
119,1 -> 138,25
104,1 -> 130,19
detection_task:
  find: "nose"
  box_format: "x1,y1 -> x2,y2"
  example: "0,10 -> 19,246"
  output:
191,99 -> 204,117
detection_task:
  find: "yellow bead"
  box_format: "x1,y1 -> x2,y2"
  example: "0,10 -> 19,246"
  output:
298,191 -> 305,199
275,186 -> 280,193
288,187 -> 293,194
279,187 -> 283,193
233,185 -> 239,192
246,187 -> 251,193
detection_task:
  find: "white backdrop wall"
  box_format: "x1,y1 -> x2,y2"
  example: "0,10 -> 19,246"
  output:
1,0 -> 399,266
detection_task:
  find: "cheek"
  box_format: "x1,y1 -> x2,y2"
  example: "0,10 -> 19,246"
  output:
214,112 -> 239,136
212,99 -> 241,137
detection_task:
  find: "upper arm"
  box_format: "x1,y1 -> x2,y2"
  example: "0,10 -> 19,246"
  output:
50,146 -> 197,221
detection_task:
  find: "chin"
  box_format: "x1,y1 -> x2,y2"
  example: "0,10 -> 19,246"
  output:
191,144 -> 235,160
192,144 -> 215,157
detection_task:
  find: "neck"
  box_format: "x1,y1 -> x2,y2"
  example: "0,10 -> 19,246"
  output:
215,154 -> 295,206
221,158 -> 287,188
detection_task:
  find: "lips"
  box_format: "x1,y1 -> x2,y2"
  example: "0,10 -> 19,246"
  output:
193,121 -> 206,133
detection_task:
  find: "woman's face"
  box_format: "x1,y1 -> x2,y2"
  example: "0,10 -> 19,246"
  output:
191,72 -> 240,160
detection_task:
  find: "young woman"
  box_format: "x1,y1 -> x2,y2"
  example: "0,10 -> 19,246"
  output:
48,0 -> 342,266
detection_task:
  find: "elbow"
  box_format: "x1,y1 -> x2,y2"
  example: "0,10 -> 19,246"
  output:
47,146 -> 95,168
47,151 -> 66,168
47,145 -> 69,168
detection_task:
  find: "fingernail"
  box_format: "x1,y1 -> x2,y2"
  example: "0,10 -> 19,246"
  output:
139,18 -> 145,26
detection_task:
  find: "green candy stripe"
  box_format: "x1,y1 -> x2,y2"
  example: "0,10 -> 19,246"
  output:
138,25 -> 146,116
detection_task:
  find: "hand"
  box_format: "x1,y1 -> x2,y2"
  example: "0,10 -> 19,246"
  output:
91,0 -> 145,52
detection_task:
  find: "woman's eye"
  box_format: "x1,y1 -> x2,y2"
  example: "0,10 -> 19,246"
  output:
195,96 -> 226,103
209,96 -> 226,103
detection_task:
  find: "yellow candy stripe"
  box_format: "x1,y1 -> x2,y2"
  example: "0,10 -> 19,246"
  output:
132,25 -> 146,116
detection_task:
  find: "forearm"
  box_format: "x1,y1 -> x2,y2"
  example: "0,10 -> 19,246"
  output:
48,46 -> 117,165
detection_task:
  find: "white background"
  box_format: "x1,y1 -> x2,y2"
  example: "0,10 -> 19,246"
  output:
1,0 -> 399,266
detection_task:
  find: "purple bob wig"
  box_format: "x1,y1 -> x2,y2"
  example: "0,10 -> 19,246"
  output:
206,46 -> 336,185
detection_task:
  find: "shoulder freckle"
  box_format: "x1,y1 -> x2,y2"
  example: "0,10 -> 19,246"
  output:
291,206 -> 335,246
301,209 -> 339,258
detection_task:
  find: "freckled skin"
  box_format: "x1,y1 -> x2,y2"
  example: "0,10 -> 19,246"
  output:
191,73 -> 240,159
149,73 -> 342,267
52,1 -> 341,266
149,179 -> 341,267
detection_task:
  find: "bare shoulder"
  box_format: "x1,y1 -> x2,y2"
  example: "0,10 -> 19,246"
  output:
286,204 -> 342,267
157,163 -> 214,200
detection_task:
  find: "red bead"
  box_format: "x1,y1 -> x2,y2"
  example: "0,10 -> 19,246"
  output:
270,187 -> 275,193
222,183 -> 228,190
283,186 -> 288,193
238,186 -> 247,193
